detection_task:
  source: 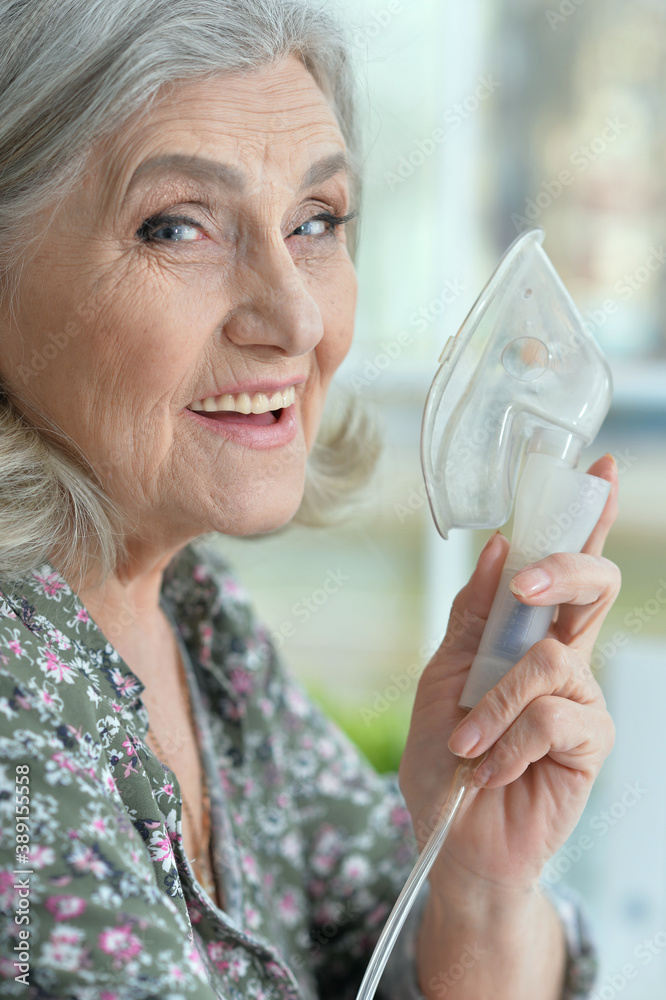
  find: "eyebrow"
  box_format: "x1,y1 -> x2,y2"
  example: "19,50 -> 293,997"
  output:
298,151 -> 350,191
124,150 -> 351,200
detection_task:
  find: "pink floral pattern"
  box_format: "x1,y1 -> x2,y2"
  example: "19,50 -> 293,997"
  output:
0,540 -> 595,999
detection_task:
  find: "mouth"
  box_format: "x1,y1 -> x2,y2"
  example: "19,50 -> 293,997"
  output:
185,385 -> 299,449
188,386 -> 296,425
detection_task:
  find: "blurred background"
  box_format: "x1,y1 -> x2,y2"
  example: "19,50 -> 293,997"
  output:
216,2 -> 666,996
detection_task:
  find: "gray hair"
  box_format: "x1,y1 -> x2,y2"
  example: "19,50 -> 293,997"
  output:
0,0 -> 379,589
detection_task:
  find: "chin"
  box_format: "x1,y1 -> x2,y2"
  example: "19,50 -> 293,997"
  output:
212,480 -> 307,538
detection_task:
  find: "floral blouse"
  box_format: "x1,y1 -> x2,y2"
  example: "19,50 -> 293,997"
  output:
0,538 -> 598,999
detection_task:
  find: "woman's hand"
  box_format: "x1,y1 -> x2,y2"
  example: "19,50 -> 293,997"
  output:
399,454 -> 620,897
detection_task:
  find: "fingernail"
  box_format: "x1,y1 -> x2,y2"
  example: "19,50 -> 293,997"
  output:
510,567 -> 552,597
474,760 -> 495,787
448,719 -> 482,757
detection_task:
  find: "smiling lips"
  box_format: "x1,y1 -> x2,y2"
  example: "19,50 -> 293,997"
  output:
189,386 -> 296,417
185,383 -> 300,447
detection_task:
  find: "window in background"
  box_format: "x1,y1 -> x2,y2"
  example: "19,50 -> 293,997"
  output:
217,0 -> 460,769
485,5 -> 666,996
214,3 -> 666,994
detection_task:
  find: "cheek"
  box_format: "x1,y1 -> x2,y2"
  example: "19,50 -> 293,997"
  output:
300,261 -> 355,452
83,267 -> 218,404
316,258 -> 357,385
7,265 -> 212,464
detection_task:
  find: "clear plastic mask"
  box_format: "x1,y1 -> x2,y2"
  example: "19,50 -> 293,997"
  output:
421,228 -> 613,538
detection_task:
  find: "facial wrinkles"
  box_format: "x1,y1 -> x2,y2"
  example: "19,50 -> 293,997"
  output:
49,256 -> 182,501
112,85 -> 344,212
105,157 -> 344,376
57,202 -> 327,428
10,58 -> 356,546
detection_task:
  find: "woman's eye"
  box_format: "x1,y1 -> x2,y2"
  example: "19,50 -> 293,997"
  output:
293,218 -> 330,237
290,210 -> 359,239
136,215 -> 205,243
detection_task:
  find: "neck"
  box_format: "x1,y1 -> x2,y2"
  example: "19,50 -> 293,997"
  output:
52,543 -> 187,682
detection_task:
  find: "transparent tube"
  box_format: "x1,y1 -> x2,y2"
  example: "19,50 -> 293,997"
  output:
355,454 -> 610,997
354,754 -> 484,1000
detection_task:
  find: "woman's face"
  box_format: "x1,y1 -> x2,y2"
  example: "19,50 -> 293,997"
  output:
2,56 -> 357,546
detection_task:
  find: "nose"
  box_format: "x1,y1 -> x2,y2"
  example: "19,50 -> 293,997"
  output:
222,230 -> 324,357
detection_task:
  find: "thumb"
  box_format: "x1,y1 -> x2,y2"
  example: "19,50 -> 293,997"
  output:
439,531 -> 509,658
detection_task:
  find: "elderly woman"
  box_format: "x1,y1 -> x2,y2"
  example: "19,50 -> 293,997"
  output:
0,1 -> 620,998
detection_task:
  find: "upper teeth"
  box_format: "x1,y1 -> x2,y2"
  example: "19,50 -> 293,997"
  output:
189,386 -> 296,414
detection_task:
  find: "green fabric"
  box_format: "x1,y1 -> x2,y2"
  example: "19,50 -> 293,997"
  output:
0,541 -> 419,999
0,539 -> 597,999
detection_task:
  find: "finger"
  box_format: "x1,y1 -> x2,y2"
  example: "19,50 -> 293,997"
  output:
452,531 -> 510,620
510,552 -> 621,608
472,695 -> 615,789
440,531 -> 510,657
514,552 -> 621,653
581,454 -> 619,558
509,552 -> 621,651
448,637 -> 601,758
420,533 -> 509,708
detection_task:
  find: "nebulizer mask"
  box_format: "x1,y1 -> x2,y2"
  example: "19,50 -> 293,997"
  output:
355,228 -> 613,1000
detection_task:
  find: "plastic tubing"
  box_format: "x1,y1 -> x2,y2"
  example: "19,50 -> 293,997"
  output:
354,753 -> 485,1000
356,450 -> 610,998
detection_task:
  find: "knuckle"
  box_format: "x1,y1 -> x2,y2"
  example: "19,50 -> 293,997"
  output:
604,559 -> 622,600
546,551 -> 580,586
482,680 -> 517,723
552,557 -> 588,606
531,636 -> 570,681
580,667 -> 603,704
548,553 -> 621,603
527,695 -> 563,735
443,598 -> 481,650
491,736 -> 515,768
448,586 -> 470,628
546,552 -> 574,576
482,638 -> 573,721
